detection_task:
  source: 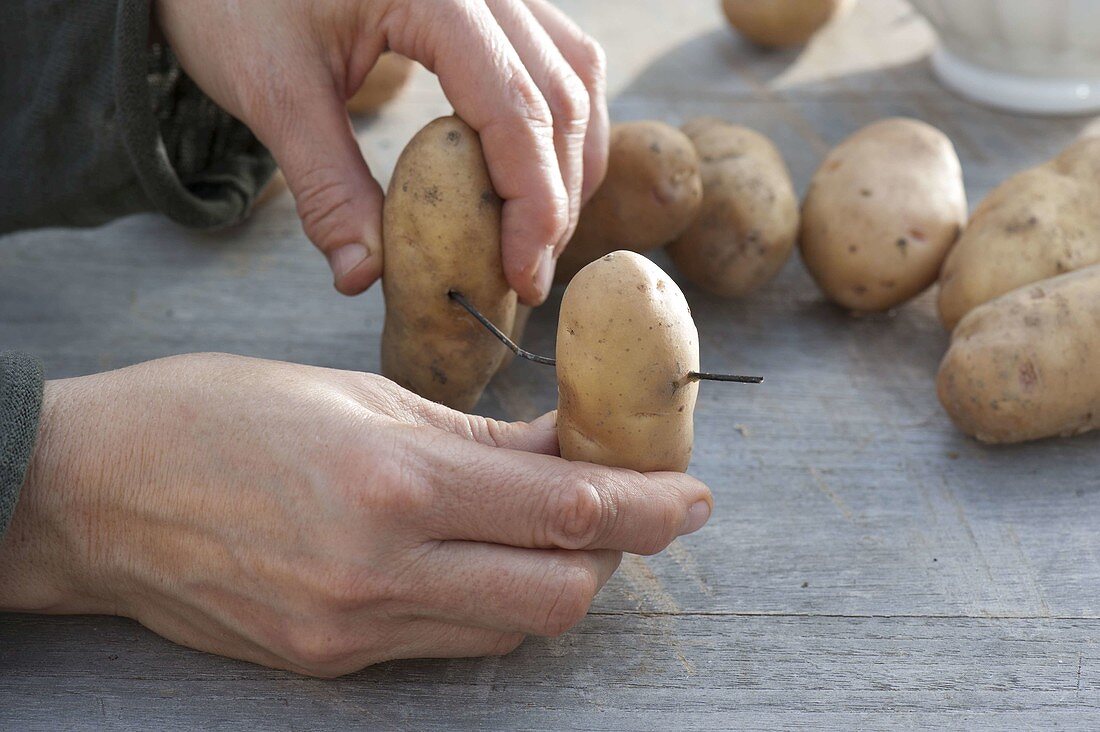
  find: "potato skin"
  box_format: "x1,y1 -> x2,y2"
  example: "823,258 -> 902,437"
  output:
555,122 -> 703,283
557,251 -> 700,472
721,0 -> 854,47
937,265 -> 1100,444
381,116 -> 516,411
938,136 -> 1100,330
347,53 -> 415,115
667,117 -> 799,297
799,118 -> 967,312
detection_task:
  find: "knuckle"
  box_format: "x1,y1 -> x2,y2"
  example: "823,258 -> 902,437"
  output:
547,478 -> 607,549
464,414 -> 511,448
574,36 -> 607,87
283,626 -> 352,672
293,167 -> 357,247
500,66 -> 554,131
340,456 -> 432,531
546,73 -> 590,132
321,566 -> 383,611
539,564 -> 598,636
642,500 -> 684,556
531,199 -> 570,245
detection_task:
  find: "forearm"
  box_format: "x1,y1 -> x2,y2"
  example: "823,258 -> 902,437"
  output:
0,1 -> 276,235
0,352 -> 63,612
0,375 -> 110,615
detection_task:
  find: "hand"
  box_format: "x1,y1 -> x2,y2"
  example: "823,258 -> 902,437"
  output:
0,354 -> 711,677
154,0 -> 610,305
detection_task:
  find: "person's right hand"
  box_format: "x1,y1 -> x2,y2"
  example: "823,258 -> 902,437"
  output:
0,354 -> 711,677
155,0 -> 610,305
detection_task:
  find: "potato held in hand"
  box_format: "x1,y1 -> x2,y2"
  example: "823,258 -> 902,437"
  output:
557,251 -> 700,472
668,117 -> 799,297
347,53 -> 415,115
938,135 -> 1100,330
555,121 -> 703,283
937,265 -> 1100,444
382,116 -> 516,411
722,0 -> 854,47
800,118 -> 967,312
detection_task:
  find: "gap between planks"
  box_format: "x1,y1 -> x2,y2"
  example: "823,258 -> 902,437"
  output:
589,610 -> 1100,620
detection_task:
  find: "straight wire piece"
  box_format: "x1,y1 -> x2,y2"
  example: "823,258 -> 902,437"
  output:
688,372 -> 764,384
447,289 -> 764,385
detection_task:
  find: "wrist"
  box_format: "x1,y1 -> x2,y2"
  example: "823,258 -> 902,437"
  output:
0,378 -> 119,615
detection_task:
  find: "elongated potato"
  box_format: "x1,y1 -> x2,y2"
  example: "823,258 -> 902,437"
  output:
722,0 -> 854,47
937,265 -> 1100,444
347,53 -> 415,115
555,122 -> 703,283
557,251 -> 700,472
938,135 -> 1100,330
381,116 -> 516,411
667,117 -> 799,297
799,118 -> 967,312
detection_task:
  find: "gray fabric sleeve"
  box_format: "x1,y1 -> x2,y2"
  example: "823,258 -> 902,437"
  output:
0,352 -> 44,539
0,1 -> 276,234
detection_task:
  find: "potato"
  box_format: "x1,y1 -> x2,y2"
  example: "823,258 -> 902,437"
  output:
347,53 -> 415,116
667,117 -> 799,297
937,135 -> 1100,330
555,121 -> 703,283
721,0 -> 854,47
381,116 -> 516,411
937,265 -> 1100,444
557,251 -> 700,472
799,118 -> 967,312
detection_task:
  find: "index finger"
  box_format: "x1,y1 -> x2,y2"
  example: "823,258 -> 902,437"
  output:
383,0 -> 569,306
407,426 -> 714,555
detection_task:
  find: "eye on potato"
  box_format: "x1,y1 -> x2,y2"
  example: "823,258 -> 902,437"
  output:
937,264 -> 1100,444
347,53 -> 416,116
381,116 -> 516,412
667,117 -> 799,298
799,118 -> 967,313
556,251 -> 700,472
721,0 -> 854,47
937,135 -> 1100,330
555,121 -> 703,284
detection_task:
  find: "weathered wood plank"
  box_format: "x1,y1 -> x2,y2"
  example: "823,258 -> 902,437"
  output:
2,0 -> 1100,728
1,613 -> 1097,730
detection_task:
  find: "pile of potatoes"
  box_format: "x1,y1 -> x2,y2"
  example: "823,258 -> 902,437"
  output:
797,118 -> 1100,444
935,131 -> 1100,444
380,108 -> 1100,474
558,117 -> 800,298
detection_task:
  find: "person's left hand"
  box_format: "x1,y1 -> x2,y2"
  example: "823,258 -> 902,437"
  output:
155,0 -> 610,306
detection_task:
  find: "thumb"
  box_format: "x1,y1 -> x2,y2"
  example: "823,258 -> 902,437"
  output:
261,91 -> 384,296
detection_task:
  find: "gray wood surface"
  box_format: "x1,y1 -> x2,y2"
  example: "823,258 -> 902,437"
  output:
2,0 -> 1099,729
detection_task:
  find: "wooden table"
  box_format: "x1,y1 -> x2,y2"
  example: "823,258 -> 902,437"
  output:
3,1 -> 1099,728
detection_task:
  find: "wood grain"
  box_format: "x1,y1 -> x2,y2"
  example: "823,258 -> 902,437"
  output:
2,0 -> 1099,728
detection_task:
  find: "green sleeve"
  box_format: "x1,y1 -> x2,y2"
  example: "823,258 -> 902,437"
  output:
0,1 -> 277,234
0,353 -> 44,539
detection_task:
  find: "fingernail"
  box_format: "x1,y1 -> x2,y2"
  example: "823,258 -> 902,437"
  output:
680,500 -> 711,535
330,243 -> 370,280
533,245 -> 556,302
